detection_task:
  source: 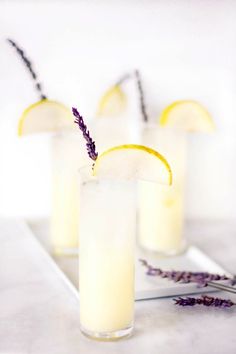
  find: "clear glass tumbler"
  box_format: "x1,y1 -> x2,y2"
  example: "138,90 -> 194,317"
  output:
138,125 -> 187,255
78,166 -> 136,340
50,132 -> 87,255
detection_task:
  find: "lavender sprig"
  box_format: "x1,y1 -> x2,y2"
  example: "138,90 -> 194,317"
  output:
140,259 -> 230,287
115,73 -> 132,86
72,107 -> 98,161
135,69 -> 148,122
174,295 -> 235,308
7,38 -> 47,100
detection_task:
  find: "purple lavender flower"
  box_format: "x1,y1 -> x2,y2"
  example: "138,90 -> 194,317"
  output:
72,107 -> 98,161
139,259 -> 230,287
7,38 -> 47,100
135,70 -> 148,122
174,295 -> 235,308
115,73 -> 132,86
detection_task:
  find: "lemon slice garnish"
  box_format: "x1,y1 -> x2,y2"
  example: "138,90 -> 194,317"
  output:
93,144 -> 172,185
18,99 -> 74,136
97,85 -> 127,117
159,100 -> 215,132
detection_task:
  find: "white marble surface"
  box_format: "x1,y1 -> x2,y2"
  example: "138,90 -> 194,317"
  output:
1,218 -> 236,354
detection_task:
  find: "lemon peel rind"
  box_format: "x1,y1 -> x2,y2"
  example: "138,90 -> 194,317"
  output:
18,99 -> 71,136
93,144 -> 172,185
97,85 -> 127,117
159,100 -> 215,132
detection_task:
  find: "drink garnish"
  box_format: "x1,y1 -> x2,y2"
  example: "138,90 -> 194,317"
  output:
134,69 -> 149,122
7,38 -> 47,100
72,108 -> 171,182
72,107 -> 98,161
159,100 -> 215,132
96,73 -> 130,117
8,39 -> 73,136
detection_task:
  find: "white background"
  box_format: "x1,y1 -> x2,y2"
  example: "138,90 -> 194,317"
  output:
0,0 -> 236,220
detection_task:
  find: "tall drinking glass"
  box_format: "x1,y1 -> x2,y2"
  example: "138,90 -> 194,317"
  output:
50,132 -> 87,255
138,125 -> 187,255
79,166 -> 136,340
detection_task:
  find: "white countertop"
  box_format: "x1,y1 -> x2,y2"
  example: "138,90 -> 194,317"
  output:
1,218 -> 236,354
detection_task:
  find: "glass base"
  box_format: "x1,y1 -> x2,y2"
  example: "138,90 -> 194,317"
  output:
52,246 -> 79,257
80,324 -> 133,341
139,241 -> 188,257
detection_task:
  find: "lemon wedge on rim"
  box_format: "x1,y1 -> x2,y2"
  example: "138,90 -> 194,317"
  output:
159,100 -> 215,132
97,85 -> 127,117
93,144 -> 172,185
18,99 -> 74,136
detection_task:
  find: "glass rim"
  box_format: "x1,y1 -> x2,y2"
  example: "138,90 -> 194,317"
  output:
78,164 -> 173,186
78,164 -> 136,185
138,121 -> 187,135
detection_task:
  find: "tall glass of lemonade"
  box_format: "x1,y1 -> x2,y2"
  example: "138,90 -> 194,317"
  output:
138,125 -> 187,255
79,166 -> 136,340
50,132 -> 87,255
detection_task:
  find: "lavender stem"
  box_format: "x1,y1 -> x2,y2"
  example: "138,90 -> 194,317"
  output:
174,295 -> 235,308
115,73 -> 132,87
7,38 -> 47,100
72,107 -> 98,161
135,69 -> 148,122
139,259 -> 230,287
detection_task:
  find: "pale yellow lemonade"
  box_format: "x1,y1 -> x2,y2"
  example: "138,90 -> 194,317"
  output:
79,169 -> 135,337
51,132 -> 87,254
138,125 -> 187,254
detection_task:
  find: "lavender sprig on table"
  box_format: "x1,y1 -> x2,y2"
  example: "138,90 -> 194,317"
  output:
174,295 -> 235,308
7,38 -> 47,100
135,69 -> 148,122
139,259 -> 230,287
72,107 -> 98,161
